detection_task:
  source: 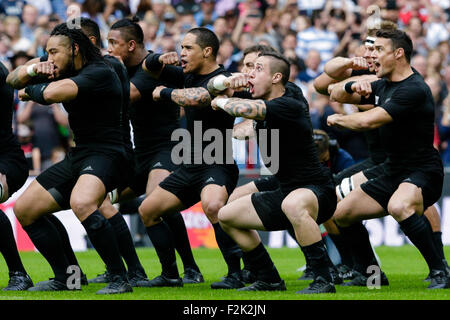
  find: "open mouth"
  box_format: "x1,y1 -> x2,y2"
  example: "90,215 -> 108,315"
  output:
180,59 -> 187,68
248,82 -> 254,94
373,61 -> 380,72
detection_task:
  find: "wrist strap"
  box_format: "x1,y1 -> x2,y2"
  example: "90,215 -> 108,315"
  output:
160,88 -> 174,101
27,64 -> 37,77
344,81 -> 356,94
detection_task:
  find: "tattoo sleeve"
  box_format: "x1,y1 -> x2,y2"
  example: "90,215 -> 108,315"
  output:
6,67 -> 28,89
171,87 -> 211,107
222,98 -> 266,120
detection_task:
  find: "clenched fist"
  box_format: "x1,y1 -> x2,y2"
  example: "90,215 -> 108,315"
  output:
159,52 -> 179,66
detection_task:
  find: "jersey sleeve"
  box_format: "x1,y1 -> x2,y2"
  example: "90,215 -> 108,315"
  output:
264,96 -> 302,122
381,86 -> 425,120
70,63 -> 113,96
131,68 -> 160,100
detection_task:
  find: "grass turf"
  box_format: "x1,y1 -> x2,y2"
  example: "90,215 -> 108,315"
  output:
0,245 -> 449,300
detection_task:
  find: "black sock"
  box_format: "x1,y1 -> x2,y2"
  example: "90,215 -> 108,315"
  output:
301,240 -> 332,282
212,223 -> 242,275
81,210 -> 126,277
399,214 -> 445,272
164,212 -> 199,272
46,214 -> 83,274
433,232 -> 446,262
108,212 -> 144,274
145,221 -> 179,278
243,242 -> 281,283
0,210 -> 26,274
22,217 -> 70,283
337,222 -> 379,274
328,233 -> 354,268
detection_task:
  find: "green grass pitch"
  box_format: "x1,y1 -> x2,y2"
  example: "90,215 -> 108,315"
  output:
1,246 -> 449,300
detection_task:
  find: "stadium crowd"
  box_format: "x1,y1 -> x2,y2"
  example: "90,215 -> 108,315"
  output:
0,0 -> 449,171
0,0 -> 450,294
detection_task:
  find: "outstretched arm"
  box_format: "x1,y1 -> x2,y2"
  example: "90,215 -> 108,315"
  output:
19,79 -> 78,104
153,85 -> 212,108
6,59 -> 53,89
211,96 -> 266,120
327,106 -> 392,131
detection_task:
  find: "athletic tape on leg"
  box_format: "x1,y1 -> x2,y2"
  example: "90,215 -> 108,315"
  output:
336,176 -> 354,201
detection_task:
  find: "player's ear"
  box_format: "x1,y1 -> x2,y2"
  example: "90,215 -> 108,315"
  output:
73,43 -> 80,56
203,47 -> 212,59
128,40 -> 136,52
272,72 -> 282,84
394,47 -> 403,60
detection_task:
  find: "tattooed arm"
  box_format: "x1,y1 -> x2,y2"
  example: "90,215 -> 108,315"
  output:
211,96 -> 266,120
6,57 -> 42,89
153,85 -> 212,108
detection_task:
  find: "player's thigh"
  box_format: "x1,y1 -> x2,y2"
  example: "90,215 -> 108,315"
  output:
227,181 -> 258,203
14,179 -> 62,226
387,182 -> 424,221
70,174 -> 107,220
333,186 -> 386,227
139,186 -> 185,225
146,168 -> 171,195
218,193 -> 265,230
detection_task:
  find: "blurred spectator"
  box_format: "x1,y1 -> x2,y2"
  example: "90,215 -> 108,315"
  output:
3,15 -> 32,53
26,0 -> 52,16
16,123 -> 41,176
194,0 -> 217,28
0,32 -> 12,70
313,129 -> 355,174
20,4 -> 39,43
16,101 -> 69,172
298,49 -> 321,84
425,5 -> 449,49
213,16 -> 230,41
217,35 -> 238,72
295,9 -> 339,71
406,16 -> 428,56
411,53 -> 428,77
281,30 -> 298,54
287,56 -> 307,95
0,0 -> 26,18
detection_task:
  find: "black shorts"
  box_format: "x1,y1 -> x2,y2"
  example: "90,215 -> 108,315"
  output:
0,149 -> 28,195
251,182 -> 337,231
333,158 -> 379,185
362,162 -> 387,180
159,163 -> 239,208
130,148 -> 178,196
254,175 -> 280,192
360,170 -> 443,212
36,151 -> 125,209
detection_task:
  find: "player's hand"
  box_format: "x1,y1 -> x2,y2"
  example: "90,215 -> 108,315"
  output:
152,85 -> 166,101
225,73 -> 250,91
352,80 -> 372,98
159,52 -> 179,66
211,95 -> 228,111
33,61 -> 56,79
18,89 -> 31,101
349,57 -> 368,70
327,113 -> 344,127
233,120 -> 255,140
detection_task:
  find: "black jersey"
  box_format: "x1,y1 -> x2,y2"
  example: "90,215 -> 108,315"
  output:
158,64 -> 235,165
0,62 -> 20,154
350,68 -> 387,164
127,53 -> 180,160
255,82 -> 332,193
104,55 -> 132,153
362,71 -> 443,176
66,60 -> 124,154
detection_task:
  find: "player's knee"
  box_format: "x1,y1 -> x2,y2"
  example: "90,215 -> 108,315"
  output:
13,198 -> 34,226
387,200 -> 418,221
217,205 -> 234,227
70,197 -> 96,218
332,203 -> 354,228
203,199 -> 225,218
281,199 -> 312,226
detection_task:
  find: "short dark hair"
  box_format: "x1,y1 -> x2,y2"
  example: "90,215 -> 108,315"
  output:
258,51 -> 290,85
376,29 -> 413,63
243,44 -> 277,57
313,129 -> 330,158
80,17 -> 101,47
187,27 -> 220,57
110,17 -> 144,45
